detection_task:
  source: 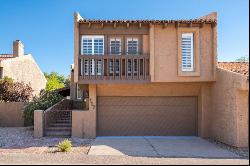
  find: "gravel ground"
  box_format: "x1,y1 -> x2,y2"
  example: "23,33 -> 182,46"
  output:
0,153 -> 248,165
0,127 -> 92,154
207,138 -> 249,159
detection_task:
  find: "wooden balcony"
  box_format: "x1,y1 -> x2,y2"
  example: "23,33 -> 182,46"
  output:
78,54 -> 150,83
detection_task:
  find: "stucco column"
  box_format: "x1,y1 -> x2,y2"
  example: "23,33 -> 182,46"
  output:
86,84 -> 97,138
72,110 -> 85,138
149,24 -> 155,82
198,84 -> 212,138
34,110 -> 44,138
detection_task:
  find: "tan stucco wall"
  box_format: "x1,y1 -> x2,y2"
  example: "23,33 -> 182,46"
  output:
0,102 -> 25,127
151,24 -> 216,82
0,55 -> 47,96
72,84 -> 96,139
211,68 -> 249,147
96,82 -> 211,138
72,109 -> 96,139
34,110 -> 44,138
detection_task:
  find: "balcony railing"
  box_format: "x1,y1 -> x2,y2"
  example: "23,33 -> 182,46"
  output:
78,54 -> 150,83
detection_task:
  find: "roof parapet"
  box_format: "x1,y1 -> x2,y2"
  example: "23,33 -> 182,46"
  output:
74,12 -> 83,22
198,12 -> 217,21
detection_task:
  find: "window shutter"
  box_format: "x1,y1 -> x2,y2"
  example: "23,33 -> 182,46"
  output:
181,33 -> 194,71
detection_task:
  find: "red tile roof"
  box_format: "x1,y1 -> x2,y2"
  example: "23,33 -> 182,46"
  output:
79,18 -> 217,24
218,62 -> 249,76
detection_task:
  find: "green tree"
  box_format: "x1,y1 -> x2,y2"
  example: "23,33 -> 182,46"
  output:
44,72 -> 70,91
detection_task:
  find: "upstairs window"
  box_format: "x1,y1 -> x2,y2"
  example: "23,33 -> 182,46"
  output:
81,36 -> 104,55
81,36 -> 104,76
181,33 -> 194,71
110,38 -> 121,55
94,38 -> 104,55
127,38 -> 138,55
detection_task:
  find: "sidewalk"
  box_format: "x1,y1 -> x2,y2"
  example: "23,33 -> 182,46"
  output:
0,153 -> 249,165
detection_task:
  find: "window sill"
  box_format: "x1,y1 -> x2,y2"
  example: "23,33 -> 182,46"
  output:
178,70 -> 200,77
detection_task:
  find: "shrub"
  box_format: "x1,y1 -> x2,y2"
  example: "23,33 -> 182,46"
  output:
57,139 -> 72,152
0,77 -> 33,102
23,90 -> 63,126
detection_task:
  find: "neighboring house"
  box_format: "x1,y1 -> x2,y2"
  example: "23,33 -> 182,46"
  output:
70,12 -> 248,147
0,40 -> 47,96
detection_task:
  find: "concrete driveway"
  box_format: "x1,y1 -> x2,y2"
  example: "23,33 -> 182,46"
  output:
88,137 -> 239,158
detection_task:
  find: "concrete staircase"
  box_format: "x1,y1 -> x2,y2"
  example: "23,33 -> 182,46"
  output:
45,111 -> 72,137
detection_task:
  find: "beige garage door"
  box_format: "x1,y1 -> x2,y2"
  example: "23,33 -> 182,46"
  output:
97,96 -> 197,136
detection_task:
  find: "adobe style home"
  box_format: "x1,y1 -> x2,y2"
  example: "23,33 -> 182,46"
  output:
0,40 -> 47,96
34,12 -> 248,148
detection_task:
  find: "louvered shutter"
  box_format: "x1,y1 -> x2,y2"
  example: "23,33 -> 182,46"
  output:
181,33 -> 194,71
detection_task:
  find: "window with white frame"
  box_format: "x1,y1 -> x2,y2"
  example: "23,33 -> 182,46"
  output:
82,38 -> 92,55
127,59 -> 132,74
81,36 -> 104,75
115,60 -> 120,74
133,59 -> 138,74
97,60 -> 102,75
127,38 -> 138,55
81,36 -> 104,55
110,38 -> 121,55
109,60 -> 114,74
181,33 -> 194,71
84,59 -> 89,75
94,38 -> 104,55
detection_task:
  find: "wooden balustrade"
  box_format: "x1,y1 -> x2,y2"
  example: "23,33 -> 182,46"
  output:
78,54 -> 150,83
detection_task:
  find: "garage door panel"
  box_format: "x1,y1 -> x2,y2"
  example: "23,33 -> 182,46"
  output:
98,97 -> 197,136
98,97 -> 196,106
99,105 -> 195,112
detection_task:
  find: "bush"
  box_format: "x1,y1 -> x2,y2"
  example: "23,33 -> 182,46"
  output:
57,139 -> 72,152
23,90 -> 63,126
0,77 -> 33,102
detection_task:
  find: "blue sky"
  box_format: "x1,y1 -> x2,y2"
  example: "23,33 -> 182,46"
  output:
0,0 -> 249,76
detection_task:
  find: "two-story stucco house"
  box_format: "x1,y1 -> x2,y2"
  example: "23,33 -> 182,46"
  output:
0,40 -> 47,96
70,12 -> 248,148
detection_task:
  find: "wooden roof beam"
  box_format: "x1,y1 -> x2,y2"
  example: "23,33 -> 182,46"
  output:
162,23 -> 168,29
139,23 -> 142,29
175,22 -> 180,28
88,22 -> 91,28
126,23 -> 130,28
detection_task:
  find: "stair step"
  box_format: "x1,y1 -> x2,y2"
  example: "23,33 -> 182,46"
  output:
45,131 -> 71,137
46,127 -> 71,131
49,123 -> 72,127
55,119 -> 71,121
55,120 -> 71,123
